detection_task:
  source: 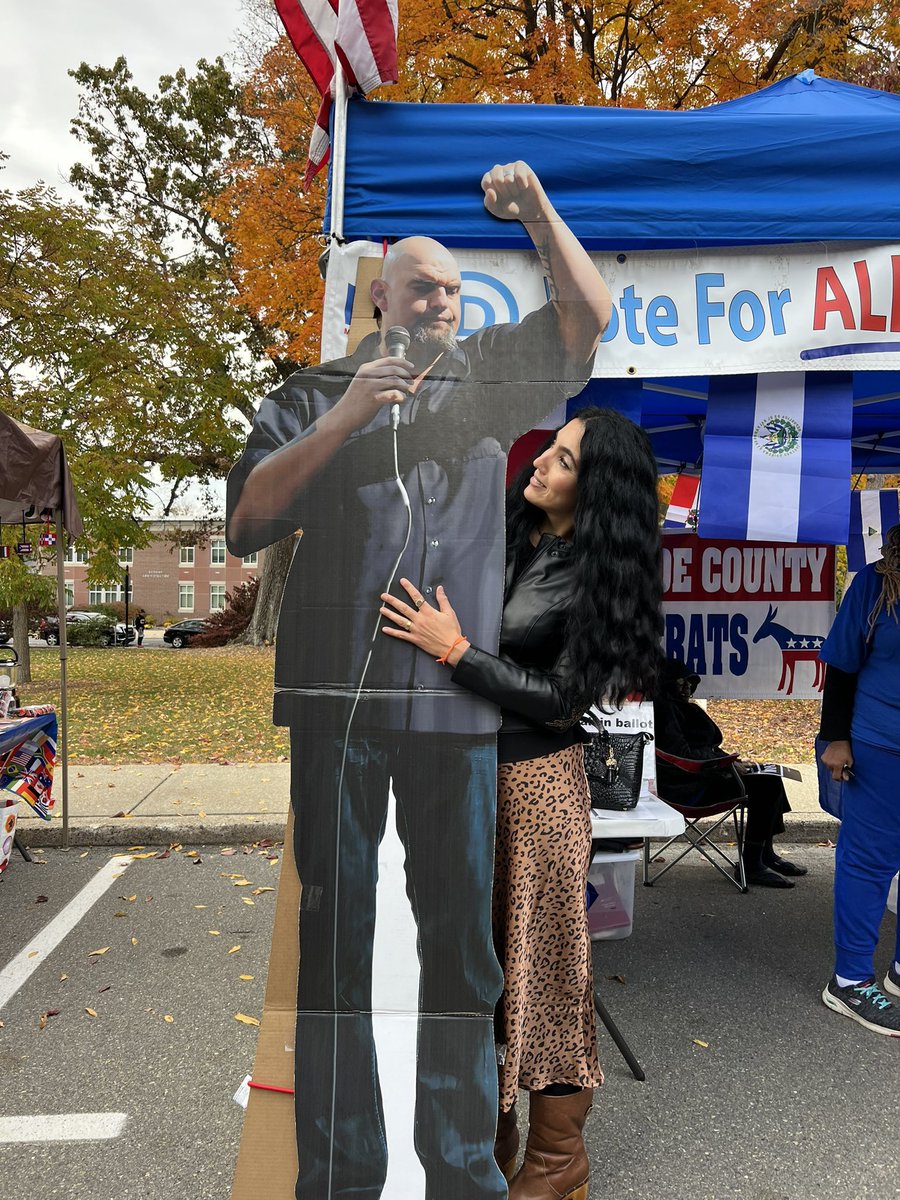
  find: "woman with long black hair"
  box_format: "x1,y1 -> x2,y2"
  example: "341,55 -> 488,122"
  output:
381,406 -> 662,1200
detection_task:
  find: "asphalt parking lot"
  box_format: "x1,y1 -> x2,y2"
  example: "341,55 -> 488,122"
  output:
0,842 -> 897,1200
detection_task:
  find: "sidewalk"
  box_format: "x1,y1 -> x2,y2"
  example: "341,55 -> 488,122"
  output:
15,761 -> 840,847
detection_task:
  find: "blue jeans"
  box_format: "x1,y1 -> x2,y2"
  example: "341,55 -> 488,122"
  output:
290,729 -> 507,1200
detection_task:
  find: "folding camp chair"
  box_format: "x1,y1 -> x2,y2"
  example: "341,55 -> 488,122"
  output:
643,750 -> 749,892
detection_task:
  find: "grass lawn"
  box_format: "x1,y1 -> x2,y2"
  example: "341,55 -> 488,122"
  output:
17,645 -> 820,765
19,645 -> 290,764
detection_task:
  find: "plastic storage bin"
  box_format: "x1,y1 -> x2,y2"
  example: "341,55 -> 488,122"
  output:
586,849 -> 640,941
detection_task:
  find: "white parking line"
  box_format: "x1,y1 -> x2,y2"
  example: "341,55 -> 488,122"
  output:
0,1113 -> 128,1143
0,854 -> 133,1010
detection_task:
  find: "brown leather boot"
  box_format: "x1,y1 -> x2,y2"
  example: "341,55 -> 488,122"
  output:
495,1102 -> 520,1182
508,1088 -> 593,1200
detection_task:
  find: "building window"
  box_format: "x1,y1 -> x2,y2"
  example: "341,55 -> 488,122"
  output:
65,544 -> 89,564
241,552 -> 258,567
118,547 -> 134,565
178,583 -> 194,612
179,545 -> 195,566
210,537 -> 226,566
88,584 -> 130,606
210,583 -> 226,612
64,581 -> 75,607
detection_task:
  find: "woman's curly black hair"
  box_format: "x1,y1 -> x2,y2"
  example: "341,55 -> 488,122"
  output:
506,406 -> 663,712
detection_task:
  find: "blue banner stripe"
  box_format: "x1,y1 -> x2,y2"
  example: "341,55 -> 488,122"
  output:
847,491 -> 866,571
797,374 -> 852,543
881,490 -> 900,538
696,375 -> 758,539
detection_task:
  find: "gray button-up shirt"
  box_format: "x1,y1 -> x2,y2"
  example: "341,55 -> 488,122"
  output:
226,303 -> 592,734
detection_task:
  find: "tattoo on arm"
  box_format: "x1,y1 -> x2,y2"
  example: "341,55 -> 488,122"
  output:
534,236 -> 560,304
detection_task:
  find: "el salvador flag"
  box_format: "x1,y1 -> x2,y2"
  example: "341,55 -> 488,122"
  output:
847,489 -> 900,571
697,372 -> 852,544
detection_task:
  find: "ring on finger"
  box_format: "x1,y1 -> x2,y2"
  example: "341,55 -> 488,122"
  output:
404,618 -> 413,632
414,597 -> 424,610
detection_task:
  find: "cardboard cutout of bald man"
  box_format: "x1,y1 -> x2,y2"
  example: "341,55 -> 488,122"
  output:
226,163 -> 610,1199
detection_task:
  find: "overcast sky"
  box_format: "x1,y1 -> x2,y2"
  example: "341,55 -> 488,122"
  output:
1,0 -> 248,192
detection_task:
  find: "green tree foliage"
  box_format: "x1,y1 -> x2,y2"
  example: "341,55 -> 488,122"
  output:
0,182 -> 252,583
68,55 -> 287,384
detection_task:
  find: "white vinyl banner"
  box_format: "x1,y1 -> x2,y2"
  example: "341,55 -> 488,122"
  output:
323,240 -> 900,376
662,534 -> 836,700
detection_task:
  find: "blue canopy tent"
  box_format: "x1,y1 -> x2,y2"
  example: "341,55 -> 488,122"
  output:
326,71 -> 900,479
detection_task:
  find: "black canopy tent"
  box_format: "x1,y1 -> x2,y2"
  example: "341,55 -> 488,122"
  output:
0,412 -> 84,845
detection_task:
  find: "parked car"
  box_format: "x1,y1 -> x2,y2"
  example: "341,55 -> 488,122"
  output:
0,620 -> 10,645
38,611 -> 135,647
163,619 -> 210,648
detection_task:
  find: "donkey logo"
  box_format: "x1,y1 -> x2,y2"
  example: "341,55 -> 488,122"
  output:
752,604 -> 825,696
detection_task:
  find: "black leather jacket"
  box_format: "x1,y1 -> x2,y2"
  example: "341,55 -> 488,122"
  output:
452,533 -> 582,733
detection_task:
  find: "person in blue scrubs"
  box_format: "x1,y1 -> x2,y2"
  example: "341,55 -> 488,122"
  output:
818,523 -> 900,1037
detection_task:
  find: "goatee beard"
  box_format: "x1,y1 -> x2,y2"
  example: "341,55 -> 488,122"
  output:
411,324 -> 458,357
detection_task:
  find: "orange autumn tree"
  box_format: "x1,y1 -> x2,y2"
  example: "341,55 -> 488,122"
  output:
216,0 -> 899,367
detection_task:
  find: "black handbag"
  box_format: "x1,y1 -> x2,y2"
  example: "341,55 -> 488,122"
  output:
583,720 -> 653,811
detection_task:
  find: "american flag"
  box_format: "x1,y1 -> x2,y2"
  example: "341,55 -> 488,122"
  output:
275,0 -> 399,186
663,473 -> 700,530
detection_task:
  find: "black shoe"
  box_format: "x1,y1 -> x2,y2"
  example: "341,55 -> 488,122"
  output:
885,962 -> 900,1000
822,976 -> 900,1037
742,864 -> 795,889
762,852 -> 808,877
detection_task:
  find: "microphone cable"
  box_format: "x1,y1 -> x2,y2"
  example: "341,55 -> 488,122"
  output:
327,327 -> 413,1193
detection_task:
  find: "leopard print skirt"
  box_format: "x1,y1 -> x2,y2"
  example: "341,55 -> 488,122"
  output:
494,743 -> 602,1112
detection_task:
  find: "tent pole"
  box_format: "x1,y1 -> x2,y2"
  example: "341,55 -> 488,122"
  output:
330,62 -> 349,242
55,509 -> 69,849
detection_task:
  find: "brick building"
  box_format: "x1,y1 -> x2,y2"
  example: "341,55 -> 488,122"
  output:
49,520 -> 266,623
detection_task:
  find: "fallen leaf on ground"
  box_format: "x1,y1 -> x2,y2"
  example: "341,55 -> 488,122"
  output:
79,852 -> 89,859
113,912 -> 126,918
121,895 -> 137,902
130,852 -> 156,860
817,840 -> 836,848
233,880 -> 252,887
242,898 -> 255,906
693,1039 -> 709,1048
156,850 -> 171,860
59,974 -> 68,982
132,938 -> 139,946
228,945 -> 241,955
27,951 -> 38,959
209,930 -> 221,936
220,848 -> 236,856
234,1013 -> 260,1027
251,887 -> 275,896
606,974 -> 627,985
35,895 -> 48,904
88,947 -> 110,957
164,1015 -> 174,1023
39,1013 -> 48,1030
98,985 -> 111,994
113,812 -> 135,818
85,1008 -> 97,1018
194,904 -> 207,909
239,975 -> 254,981
127,846 -> 146,851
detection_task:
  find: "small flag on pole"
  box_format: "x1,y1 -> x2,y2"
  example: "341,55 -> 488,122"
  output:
663,474 -> 701,530
275,0 -> 399,186
698,372 -> 852,544
847,489 -> 900,572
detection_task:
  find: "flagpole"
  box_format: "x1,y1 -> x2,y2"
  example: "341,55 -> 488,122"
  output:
330,61 -> 349,242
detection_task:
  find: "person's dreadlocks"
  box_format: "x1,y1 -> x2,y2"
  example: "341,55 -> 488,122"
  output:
867,522 -> 900,636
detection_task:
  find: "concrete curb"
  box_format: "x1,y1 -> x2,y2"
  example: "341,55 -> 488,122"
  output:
17,813 -> 838,850
16,818 -> 290,849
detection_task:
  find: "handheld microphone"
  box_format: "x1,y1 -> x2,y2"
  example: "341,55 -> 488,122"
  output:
385,325 -> 411,430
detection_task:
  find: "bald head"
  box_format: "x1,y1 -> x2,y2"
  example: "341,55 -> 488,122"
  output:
371,237 -> 462,363
380,237 -> 461,285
